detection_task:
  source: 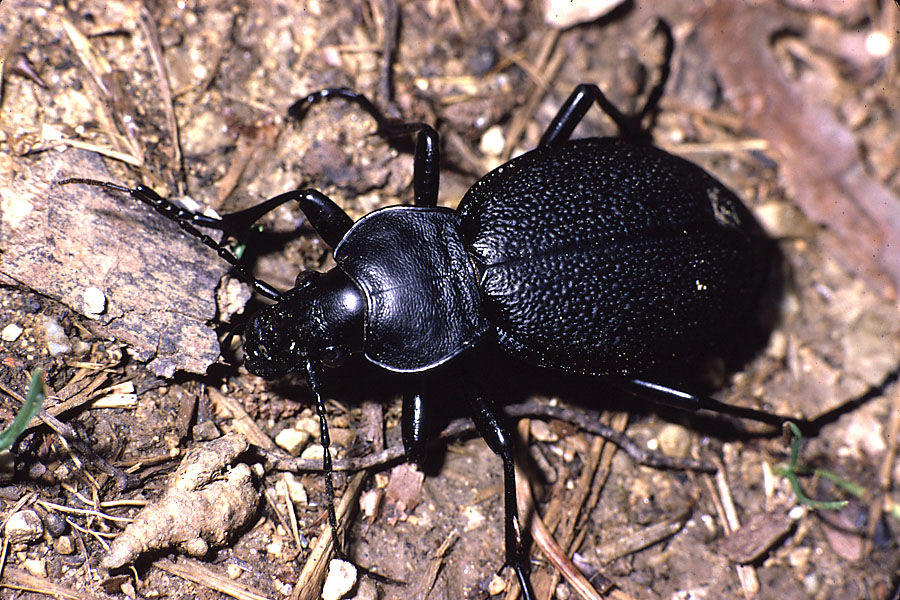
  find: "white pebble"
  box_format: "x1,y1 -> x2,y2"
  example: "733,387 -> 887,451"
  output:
275,472 -> 308,506
322,559 -> 357,600
866,31 -> 892,58
275,427 -> 310,456
83,286 -> 107,318
22,558 -> 47,577
543,0 -> 625,29
44,318 -> 70,356
530,419 -> 558,442
1,323 -> 23,342
479,126 -> 506,156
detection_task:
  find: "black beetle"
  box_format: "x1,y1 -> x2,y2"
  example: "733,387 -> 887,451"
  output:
61,81 -> 795,599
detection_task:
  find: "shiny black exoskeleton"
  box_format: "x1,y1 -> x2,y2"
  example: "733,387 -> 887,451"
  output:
247,133 -> 766,379
62,83 -> 790,600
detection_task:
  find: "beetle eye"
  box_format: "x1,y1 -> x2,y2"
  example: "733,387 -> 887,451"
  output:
295,270 -> 319,287
321,346 -> 346,367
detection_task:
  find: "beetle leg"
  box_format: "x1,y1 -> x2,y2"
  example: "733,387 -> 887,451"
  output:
58,178 -> 283,300
288,87 -> 440,208
410,124 -> 440,208
633,18 -> 674,134
625,378 -> 809,427
539,21 -> 673,148
291,189 -> 354,248
198,186 -> 352,249
466,391 -> 536,600
538,84 -> 642,147
402,380 -> 429,465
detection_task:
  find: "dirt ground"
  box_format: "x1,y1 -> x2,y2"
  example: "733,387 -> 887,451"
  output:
1,0 -> 899,599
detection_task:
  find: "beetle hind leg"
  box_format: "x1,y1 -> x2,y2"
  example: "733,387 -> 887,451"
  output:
625,378 -> 809,427
538,83 -> 637,147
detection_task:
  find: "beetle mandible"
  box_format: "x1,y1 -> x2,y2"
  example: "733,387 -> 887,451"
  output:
62,80 -> 794,598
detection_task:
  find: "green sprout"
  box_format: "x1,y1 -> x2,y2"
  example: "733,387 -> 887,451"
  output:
0,369 -> 46,451
774,422 -> 900,521
775,421 -> 853,511
230,224 -> 265,261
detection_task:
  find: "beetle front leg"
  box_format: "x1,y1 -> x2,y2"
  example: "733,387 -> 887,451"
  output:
402,377 -> 429,465
539,21 -> 673,148
466,390 -> 536,600
58,178 -> 284,300
538,84 -> 637,147
291,189 -> 354,248
288,87 -> 440,208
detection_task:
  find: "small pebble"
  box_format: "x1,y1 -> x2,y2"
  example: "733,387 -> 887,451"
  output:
44,317 -> 70,356
322,558 -> 357,600
865,31 -> 892,58
184,537 -> 209,557
803,571 -> 823,595
530,419 -> 558,442
1,323 -> 23,342
226,562 -> 243,579
479,126 -> 506,156
657,424 -> 692,458
488,574 -> 507,596
82,286 -> 107,318
788,505 -> 807,520
22,558 -> 46,577
359,488 -> 382,521
543,0 -> 625,29
300,444 -> 324,461
278,472 -> 308,506
266,539 -> 284,558
788,546 -> 811,569
5,510 -> 43,544
275,427 -> 310,456
41,511 -> 68,537
296,416 -> 321,436
462,505 -> 485,531
54,535 -> 76,555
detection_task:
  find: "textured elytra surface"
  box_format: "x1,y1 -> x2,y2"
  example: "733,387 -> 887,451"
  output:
458,138 -> 766,375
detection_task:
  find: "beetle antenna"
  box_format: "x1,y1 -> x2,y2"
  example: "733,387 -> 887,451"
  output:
304,359 -> 345,558
58,178 -> 283,300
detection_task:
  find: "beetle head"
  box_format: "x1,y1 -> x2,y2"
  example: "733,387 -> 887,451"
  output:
243,269 -> 364,377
